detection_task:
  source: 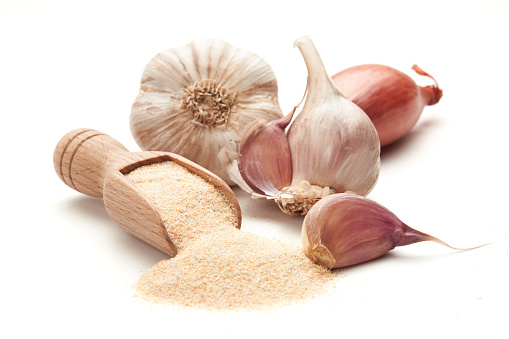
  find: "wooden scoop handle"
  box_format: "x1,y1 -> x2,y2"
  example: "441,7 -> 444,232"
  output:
53,128 -> 129,198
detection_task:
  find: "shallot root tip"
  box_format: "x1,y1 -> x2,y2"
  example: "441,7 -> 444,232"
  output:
428,86 -> 443,105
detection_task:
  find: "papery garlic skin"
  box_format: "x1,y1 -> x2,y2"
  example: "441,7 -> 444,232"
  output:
130,38 -> 283,185
280,37 -> 380,214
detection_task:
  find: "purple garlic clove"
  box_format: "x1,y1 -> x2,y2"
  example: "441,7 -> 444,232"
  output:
238,112 -> 294,196
302,193 -> 481,269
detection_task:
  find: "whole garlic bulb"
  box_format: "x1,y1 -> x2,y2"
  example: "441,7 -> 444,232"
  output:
130,38 -> 283,185
223,36 -> 381,215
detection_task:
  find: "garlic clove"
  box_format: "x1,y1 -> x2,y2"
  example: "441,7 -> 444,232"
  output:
237,110 -> 294,196
277,36 -> 380,215
302,193 -> 485,269
130,38 -> 283,185
302,193 -> 402,268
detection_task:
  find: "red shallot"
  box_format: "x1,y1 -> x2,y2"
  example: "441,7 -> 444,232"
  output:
332,64 -> 443,147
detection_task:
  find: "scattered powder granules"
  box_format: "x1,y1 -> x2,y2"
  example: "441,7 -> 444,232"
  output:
126,161 -> 336,311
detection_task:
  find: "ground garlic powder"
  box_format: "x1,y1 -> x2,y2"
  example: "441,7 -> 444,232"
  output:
126,161 -> 336,311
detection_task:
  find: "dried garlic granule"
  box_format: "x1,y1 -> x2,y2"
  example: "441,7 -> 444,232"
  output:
127,161 -> 238,249
126,161 -> 336,311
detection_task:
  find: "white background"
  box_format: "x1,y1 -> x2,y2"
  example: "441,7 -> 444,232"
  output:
1,0 -> 508,337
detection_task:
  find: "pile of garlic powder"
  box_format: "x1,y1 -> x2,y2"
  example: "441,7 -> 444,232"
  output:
126,161 -> 336,310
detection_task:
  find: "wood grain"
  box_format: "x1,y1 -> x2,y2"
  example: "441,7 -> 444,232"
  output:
53,128 -> 242,257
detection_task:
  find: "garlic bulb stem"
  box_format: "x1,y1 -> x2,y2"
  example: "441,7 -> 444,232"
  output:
294,37 -> 342,99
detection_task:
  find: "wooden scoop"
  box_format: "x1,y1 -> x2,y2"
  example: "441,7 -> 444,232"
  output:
53,128 -> 242,257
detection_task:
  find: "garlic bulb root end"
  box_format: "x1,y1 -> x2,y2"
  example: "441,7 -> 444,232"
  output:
180,79 -> 237,128
275,180 -> 334,216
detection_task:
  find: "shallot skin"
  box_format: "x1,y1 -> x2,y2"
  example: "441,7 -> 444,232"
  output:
332,64 -> 442,147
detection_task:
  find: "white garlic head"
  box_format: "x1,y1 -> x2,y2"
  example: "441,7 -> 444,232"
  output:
130,38 -> 283,185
